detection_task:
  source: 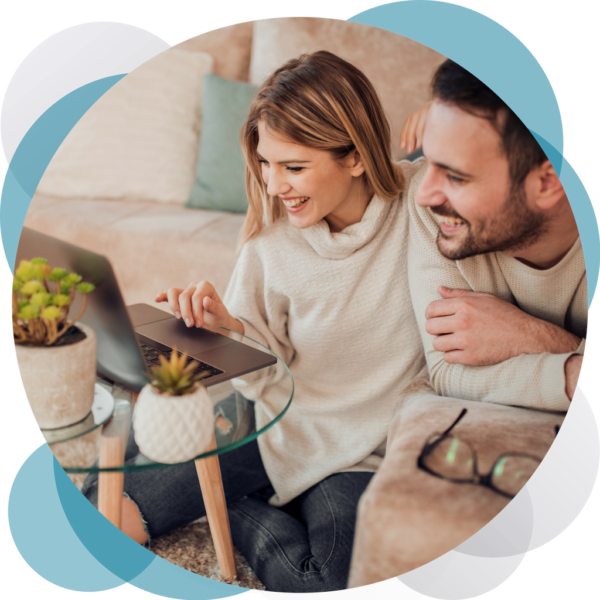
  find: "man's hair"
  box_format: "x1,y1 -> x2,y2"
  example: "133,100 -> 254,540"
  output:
432,60 -> 547,188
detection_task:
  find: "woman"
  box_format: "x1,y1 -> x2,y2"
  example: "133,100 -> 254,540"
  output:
84,50 -> 427,592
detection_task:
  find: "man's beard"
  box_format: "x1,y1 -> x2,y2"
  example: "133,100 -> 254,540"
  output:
433,185 -> 550,260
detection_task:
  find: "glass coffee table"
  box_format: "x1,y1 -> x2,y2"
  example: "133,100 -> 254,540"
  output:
43,328 -> 294,583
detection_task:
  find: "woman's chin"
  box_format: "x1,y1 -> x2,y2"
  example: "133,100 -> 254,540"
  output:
286,211 -> 320,229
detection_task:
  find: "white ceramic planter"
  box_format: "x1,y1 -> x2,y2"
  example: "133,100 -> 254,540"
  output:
132,383 -> 214,464
16,323 -> 97,430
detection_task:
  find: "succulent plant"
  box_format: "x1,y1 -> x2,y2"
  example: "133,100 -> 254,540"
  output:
147,347 -> 212,396
12,258 -> 95,346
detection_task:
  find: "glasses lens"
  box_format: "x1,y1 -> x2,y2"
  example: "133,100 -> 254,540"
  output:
491,455 -> 540,497
423,436 -> 475,481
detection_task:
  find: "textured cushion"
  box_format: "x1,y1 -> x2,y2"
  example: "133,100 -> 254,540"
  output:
186,74 -> 257,213
37,49 -> 214,204
177,22 -> 254,82
250,18 -> 446,160
349,381 -> 565,587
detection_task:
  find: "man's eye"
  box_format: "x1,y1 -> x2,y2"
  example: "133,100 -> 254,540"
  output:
447,173 -> 465,184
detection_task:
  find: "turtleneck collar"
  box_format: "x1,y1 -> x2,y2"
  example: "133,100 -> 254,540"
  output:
298,194 -> 395,259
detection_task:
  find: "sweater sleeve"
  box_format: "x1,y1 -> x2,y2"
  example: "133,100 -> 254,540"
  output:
407,167 -> 578,412
222,236 -> 295,397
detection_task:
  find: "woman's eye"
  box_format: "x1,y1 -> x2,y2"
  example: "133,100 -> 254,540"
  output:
286,167 -> 304,173
258,159 -> 269,166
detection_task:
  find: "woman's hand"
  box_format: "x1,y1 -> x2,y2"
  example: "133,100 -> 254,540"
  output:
155,282 -> 244,334
400,101 -> 432,154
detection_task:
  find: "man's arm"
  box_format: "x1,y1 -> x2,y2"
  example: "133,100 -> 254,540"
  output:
406,167 -> 583,410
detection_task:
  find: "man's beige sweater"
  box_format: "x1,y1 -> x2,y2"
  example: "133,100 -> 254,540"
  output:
407,160 -> 587,412
224,160 -> 427,506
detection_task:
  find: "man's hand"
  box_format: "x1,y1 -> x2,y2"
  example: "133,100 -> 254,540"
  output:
425,286 -> 581,365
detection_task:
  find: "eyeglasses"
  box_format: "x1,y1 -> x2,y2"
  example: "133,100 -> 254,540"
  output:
417,408 -> 558,499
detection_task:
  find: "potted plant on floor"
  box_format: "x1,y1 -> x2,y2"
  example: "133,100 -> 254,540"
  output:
133,349 -> 214,464
13,258 -> 96,430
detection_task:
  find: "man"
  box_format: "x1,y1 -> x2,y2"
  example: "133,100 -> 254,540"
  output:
407,59 -> 586,410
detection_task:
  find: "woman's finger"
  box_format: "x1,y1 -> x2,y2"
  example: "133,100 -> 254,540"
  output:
155,292 -> 168,303
166,288 -> 183,319
191,285 -> 210,327
178,285 -> 196,327
400,114 -> 417,151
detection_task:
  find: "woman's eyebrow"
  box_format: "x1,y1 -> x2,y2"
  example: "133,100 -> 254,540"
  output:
256,152 -> 312,165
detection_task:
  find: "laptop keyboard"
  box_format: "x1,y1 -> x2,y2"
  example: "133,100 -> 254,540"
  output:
139,342 -> 223,382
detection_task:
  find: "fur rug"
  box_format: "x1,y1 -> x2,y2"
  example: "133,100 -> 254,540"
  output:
151,517 -> 265,590
56,435 -> 265,590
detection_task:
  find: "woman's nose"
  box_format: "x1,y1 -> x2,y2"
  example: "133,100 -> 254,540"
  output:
265,168 -> 292,197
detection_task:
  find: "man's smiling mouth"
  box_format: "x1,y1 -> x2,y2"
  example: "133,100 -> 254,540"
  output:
436,215 -> 466,227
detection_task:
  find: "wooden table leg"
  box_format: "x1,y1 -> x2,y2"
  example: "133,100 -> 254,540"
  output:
98,398 -> 132,529
195,430 -> 237,583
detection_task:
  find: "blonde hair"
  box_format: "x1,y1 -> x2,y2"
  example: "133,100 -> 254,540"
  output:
239,51 -> 404,244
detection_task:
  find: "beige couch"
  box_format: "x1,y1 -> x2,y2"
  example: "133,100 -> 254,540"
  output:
25,18 -> 445,306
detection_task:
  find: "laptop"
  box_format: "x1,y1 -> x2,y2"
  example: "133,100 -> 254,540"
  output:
15,228 -> 277,392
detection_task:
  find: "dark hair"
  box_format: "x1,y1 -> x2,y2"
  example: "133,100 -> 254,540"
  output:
432,60 -> 547,188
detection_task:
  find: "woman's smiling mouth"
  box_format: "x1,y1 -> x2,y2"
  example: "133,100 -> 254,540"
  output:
281,196 -> 310,211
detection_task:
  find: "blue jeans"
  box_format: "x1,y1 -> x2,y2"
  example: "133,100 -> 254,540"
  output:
82,401 -> 372,592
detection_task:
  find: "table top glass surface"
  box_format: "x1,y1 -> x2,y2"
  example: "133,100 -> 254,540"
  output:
52,327 -> 293,473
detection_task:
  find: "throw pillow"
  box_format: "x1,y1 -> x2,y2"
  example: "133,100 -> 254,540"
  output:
37,49 -> 214,204
186,73 -> 257,213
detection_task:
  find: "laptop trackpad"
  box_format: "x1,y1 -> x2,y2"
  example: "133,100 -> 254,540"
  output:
136,319 -> 235,356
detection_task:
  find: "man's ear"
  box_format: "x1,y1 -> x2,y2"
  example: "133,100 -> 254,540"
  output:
530,159 -> 566,210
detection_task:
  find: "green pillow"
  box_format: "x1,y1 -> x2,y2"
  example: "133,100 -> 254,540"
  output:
187,73 -> 257,213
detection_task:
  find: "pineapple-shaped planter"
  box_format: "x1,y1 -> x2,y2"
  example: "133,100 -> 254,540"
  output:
133,350 -> 214,464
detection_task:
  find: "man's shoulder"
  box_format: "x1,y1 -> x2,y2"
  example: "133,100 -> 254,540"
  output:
400,158 -> 446,244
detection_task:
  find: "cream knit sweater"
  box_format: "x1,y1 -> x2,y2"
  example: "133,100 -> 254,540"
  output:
224,160 -> 427,506
407,160 -> 587,412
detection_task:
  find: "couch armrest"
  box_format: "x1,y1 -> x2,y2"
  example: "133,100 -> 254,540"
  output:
349,388 -> 565,588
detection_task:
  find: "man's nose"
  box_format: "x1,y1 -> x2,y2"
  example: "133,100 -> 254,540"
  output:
416,167 -> 446,208
266,168 -> 292,197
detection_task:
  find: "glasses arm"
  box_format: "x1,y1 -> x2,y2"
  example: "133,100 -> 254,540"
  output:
440,408 -> 468,437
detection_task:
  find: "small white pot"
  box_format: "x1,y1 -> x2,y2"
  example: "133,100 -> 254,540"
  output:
16,323 -> 97,430
132,383 -> 214,464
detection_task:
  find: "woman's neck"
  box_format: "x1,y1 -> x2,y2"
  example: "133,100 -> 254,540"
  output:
324,181 -> 373,233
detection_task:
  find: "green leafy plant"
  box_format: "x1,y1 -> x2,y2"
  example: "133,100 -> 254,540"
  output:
12,258 -> 96,346
148,347 -> 212,396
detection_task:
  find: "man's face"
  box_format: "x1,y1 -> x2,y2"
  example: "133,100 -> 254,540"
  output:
416,101 -> 548,260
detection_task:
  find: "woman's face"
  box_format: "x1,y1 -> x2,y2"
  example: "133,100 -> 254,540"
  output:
256,121 -> 371,232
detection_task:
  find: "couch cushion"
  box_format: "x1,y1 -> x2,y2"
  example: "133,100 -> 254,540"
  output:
176,22 -> 253,82
249,18 -> 446,160
37,49 -> 213,204
24,194 -> 246,307
186,74 -> 257,213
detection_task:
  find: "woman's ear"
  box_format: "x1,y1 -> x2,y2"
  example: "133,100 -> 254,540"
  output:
530,159 -> 566,210
348,149 -> 366,178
